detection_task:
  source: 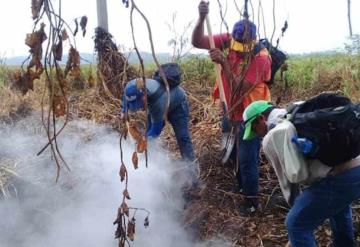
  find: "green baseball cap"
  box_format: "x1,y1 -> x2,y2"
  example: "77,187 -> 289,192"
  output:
243,100 -> 273,140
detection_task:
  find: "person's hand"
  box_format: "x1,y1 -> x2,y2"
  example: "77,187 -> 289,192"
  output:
147,121 -> 165,138
198,1 -> 209,21
209,48 -> 226,65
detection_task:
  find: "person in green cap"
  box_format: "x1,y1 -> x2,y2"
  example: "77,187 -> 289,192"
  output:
243,100 -> 360,247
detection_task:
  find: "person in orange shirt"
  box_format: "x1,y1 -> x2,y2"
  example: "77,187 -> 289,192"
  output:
192,1 -> 271,215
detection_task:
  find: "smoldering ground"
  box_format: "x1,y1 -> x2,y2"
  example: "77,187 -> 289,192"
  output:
0,115 -> 230,247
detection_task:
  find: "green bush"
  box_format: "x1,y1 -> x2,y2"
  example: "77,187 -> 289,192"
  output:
180,55 -> 215,87
283,53 -> 360,97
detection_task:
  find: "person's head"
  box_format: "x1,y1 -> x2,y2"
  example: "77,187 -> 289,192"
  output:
243,100 -> 274,140
232,19 -> 256,44
124,79 -> 145,112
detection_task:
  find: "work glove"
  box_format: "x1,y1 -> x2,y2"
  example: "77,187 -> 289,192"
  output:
291,136 -> 314,155
147,121 -> 165,138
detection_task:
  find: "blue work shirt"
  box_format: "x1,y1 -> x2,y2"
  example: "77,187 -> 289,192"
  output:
124,79 -> 187,123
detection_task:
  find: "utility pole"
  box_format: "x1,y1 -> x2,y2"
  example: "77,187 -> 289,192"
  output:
97,0 -> 109,31
347,0 -> 353,37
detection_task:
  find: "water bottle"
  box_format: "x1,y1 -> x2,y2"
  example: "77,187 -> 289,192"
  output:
291,136 -> 314,154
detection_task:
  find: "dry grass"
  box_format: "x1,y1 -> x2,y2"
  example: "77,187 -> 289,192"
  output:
0,80 -> 44,121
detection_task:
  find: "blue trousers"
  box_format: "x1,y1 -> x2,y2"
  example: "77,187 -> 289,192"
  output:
236,124 -> 261,196
222,116 -> 261,196
285,166 -> 360,247
167,100 -> 195,162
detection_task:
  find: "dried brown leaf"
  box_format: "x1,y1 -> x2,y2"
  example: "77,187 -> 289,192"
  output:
80,16 -> 88,37
127,218 -> 136,241
132,152 -> 138,169
59,78 -> 68,92
54,39 -> 63,61
128,122 -> 143,142
25,33 -> 39,48
31,0 -> 44,20
119,163 -> 127,182
137,138 -> 147,153
74,19 -> 79,36
144,216 -> 149,228
64,47 -> 81,77
118,239 -> 125,247
88,73 -> 95,88
123,189 -> 131,200
25,23 -> 47,73
61,29 -> 69,41
70,67 -> 81,77
12,71 -> 30,95
52,95 -> 66,117
121,202 -> 129,217
25,23 -> 47,49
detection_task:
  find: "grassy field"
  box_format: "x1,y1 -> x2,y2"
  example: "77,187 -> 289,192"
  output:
284,53 -> 360,99
1,52 -> 359,95
0,51 -> 359,246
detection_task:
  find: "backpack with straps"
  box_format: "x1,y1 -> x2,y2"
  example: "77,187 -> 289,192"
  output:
152,63 -> 182,88
148,63 -> 182,103
287,92 -> 360,167
253,38 -> 287,85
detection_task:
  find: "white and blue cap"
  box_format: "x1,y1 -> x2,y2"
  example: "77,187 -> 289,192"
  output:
125,81 -> 144,102
124,80 -> 145,111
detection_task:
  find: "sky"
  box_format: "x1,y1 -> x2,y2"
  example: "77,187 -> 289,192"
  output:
0,0 -> 359,58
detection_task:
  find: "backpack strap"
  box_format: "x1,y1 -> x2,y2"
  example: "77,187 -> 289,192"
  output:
252,41 -> 266,56
147,85 -> 166,105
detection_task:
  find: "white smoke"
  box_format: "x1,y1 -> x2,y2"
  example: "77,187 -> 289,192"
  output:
0,115 -> 221,247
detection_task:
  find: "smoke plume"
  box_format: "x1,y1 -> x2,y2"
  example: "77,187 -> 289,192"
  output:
0,115 -> 209,247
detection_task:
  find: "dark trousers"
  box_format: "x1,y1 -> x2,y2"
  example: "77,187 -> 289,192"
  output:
222,116 -> 261,196
285,166 -> 360,247
168,100 -> 195,162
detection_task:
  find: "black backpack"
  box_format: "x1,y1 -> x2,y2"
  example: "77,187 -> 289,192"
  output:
287,93 -> 360,167
152,63 -> 182,88
253,39 -> 287,85
148,63 -> 182,103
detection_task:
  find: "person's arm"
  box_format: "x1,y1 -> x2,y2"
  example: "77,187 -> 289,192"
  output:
147,121 -> 165,138
191,1 -> 211,49
209,48 -> 253,95
146,94 -> 166,138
